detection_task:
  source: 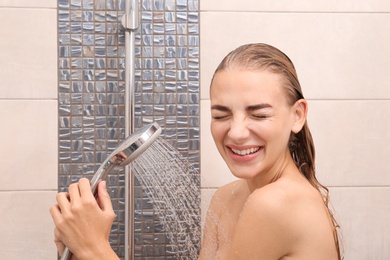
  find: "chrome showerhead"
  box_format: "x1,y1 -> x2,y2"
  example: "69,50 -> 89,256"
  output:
89,122 -> 161,194
61,122 -> 161,260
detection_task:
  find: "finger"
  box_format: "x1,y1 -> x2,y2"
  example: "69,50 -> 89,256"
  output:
54,226 -> 61,241
97,181 -> 113,212
78,177 -> 95,201
49,204 -> 63,225
55,192 -> 71,214
54,227 -> 66,255
70,255 -> 79,260
55,240 -> 65,256
68,182 -> 81,203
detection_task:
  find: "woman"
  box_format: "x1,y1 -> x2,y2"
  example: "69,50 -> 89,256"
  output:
50,43 -> 341,259
198,43 -> 341,259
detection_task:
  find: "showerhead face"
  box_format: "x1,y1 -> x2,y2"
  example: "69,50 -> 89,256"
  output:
90,122 -> 162,193
114,122 -> 162,166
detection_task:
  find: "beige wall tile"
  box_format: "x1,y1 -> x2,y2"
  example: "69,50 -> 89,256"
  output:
308,100 -> 390,186
0,100 -> 58,190
0,8 -> 57,99
200,12 -> 390,100
330,187 -> 390,259
201,0 -> 390,12
0,1 -> 56,8
201,100 -> 237,188
0,191 -> 57,259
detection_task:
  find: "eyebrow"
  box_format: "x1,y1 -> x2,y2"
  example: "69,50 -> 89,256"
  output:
211,103 -> 272,112
211,104 -> 230,112
246,103 -> 273,111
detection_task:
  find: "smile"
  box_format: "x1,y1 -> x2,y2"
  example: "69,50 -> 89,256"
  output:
230,147 -> 260,156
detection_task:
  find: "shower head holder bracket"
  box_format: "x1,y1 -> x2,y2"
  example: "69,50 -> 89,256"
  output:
121,0 -> 139,31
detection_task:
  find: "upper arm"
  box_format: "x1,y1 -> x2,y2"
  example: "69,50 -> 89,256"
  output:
226,188 -> 295,260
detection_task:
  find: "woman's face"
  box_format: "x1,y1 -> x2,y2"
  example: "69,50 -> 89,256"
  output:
210,69 -> 298,183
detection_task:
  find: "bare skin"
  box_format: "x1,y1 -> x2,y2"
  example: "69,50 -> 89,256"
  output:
199,163 -> 338,260
50,179 -> 119,260
199,69 -> 338,259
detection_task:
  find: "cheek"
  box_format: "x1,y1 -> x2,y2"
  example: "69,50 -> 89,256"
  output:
273,124 -> 293,149
259,120 -> 291,147
210,122 -> 222,142
210,122 -> 229,151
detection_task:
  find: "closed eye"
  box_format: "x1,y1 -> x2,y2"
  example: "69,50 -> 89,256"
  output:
212,114 -> 230,120
211,104 -> 231,120
251,114 -> 269,119
247,104 -> 273,120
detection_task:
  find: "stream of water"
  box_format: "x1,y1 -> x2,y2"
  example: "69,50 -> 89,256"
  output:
133,137 -> 201,259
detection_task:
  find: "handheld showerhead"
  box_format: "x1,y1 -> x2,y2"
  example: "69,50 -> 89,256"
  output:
89,122 -> 162,195
60,122 -> 161,260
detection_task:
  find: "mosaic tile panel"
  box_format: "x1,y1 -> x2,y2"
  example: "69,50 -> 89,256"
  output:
58,0 -> 200,259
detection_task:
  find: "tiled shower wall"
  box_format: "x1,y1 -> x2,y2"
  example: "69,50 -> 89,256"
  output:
199,1 -> 390,259
0,1 -> 58,259
2,0 -> 389,259
58,0 -> 199,258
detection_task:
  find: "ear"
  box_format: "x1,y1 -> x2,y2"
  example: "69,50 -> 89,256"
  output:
291,99 -> 308,134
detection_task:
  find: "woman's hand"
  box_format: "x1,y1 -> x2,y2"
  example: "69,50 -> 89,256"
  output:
50,178 -> 117,260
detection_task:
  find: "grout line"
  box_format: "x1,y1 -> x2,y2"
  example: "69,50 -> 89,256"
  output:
200,10 -> 390,15
306,98 -> 390,101
200,98 -> 390,101
0,98 -> 58,101
0,189 -> 58,193
0,6 -> 56,10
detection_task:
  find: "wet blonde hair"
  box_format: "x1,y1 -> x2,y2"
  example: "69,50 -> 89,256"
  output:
211,43 -> 342,259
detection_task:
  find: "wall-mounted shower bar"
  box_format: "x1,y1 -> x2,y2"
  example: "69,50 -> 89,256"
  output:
121,0 -> 139,259
121,0 -> 138,135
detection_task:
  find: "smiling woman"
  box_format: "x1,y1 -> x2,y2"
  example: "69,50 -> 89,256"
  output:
199,43 -> 342,260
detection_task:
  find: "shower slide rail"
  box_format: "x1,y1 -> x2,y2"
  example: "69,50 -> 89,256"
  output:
121,0 -> 139,259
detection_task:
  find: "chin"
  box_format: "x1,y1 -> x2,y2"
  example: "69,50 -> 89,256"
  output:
227,164 -> 260,180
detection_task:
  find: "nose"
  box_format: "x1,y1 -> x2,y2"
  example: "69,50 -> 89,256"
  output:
228,118 -> 250,143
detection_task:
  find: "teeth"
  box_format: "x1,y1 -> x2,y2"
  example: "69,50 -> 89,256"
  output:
231,147 -> 260,156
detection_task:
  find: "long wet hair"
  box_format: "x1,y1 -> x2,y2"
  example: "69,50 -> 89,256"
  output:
211,43 -> 342,259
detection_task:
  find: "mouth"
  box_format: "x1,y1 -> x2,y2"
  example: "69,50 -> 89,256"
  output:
230,146 -> 261,156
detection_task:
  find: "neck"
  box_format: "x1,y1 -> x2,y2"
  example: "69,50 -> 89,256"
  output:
246,149 -> 298,193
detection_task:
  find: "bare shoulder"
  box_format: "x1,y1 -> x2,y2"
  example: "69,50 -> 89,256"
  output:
225,181 -> 297,259
212,178 -> 318,219
227,178 -> 338,259
214,179 -> 245,196
245,178 -> 328,236
210,180 -> 249,209
242,180 -> 308,235
206,179 -> 250,227
246,178 -> 317,214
